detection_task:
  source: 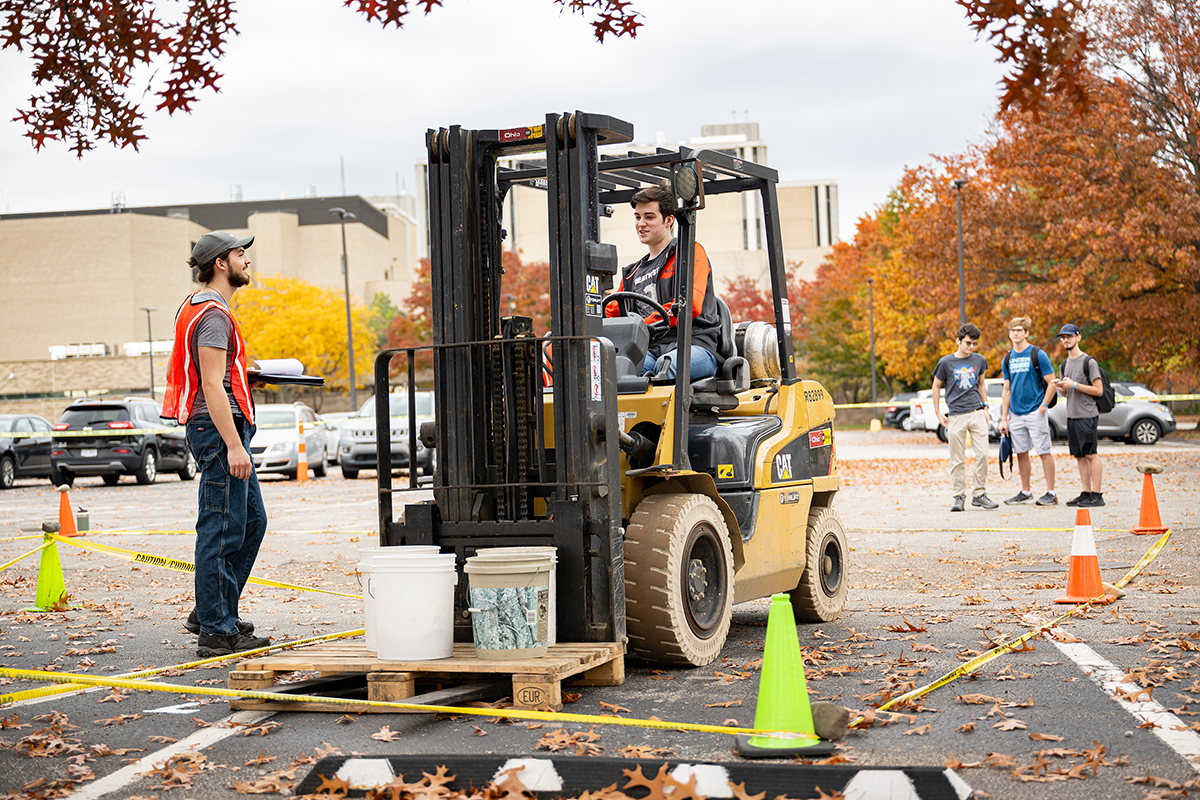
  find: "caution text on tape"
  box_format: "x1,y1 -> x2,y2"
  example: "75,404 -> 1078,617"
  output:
50,533 -> 361,600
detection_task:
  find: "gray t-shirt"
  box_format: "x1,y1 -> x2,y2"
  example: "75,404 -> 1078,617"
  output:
188,290 -> 243,420
1061,354 -> 1101,419
933,353 -> 988,415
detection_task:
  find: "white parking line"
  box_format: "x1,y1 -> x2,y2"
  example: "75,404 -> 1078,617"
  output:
1050,638 -> 1200,771
68,710 -> 275,800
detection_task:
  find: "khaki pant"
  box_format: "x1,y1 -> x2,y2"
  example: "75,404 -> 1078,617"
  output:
948,408 -> 989,498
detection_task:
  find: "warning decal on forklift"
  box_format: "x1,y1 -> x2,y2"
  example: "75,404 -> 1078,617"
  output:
809,429 -> 832,448
590,340 -> 603,400
500,124 -> 544,142
717,464 -> 735,479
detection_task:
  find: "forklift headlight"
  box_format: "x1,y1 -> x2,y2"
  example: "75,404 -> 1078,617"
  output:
670,161 -> 704,211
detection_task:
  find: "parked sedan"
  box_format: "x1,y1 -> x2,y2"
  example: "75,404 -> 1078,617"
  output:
910,381 -> 1002,443
0,414 -> 54,489
248,403 -> 327,479
1045,382 -> 1176,445
884,392 -> 919,430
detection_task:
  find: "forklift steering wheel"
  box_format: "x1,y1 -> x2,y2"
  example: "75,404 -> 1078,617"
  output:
603,292 -> 673,342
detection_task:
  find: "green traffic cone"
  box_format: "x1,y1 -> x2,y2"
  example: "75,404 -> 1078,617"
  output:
25,529 -> 73,612
736,593 -> 834,757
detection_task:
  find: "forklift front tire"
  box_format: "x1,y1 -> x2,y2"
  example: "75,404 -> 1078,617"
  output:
791,507 -> 849,623
624,493 -> 734,667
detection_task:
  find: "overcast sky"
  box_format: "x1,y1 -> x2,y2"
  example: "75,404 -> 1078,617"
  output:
0,0 -> 1006,240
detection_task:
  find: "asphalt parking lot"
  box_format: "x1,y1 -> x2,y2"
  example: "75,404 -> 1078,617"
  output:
1,428 -> 1198,799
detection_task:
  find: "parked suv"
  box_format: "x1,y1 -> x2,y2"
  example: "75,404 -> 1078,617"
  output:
339,390 -> 435,479
1045,381 -> 1176,445
51,398 -> 195,486
0,414 -> 55,489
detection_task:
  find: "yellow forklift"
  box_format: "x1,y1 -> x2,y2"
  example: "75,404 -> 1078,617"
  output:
376,111 -> 847,667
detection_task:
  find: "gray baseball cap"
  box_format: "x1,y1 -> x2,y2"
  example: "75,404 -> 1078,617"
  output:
192,231 -> 254,265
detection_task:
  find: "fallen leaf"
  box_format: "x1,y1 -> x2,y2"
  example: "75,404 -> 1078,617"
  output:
1030,732 -> 1064,741
993,718 -> 1028,731
371,726 -> 402,742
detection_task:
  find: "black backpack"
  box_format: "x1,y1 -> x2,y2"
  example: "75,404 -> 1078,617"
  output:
1059,355 -> 1115,413
1003,345 -> 1057,409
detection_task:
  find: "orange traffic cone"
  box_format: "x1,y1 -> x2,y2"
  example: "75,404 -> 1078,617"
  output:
296,418 -> 308,482
1055,509 -> 1113,604
1132,464 -> 1167,536
57,486 -> 81,538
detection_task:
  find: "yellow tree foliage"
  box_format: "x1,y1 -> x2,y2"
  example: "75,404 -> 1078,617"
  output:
232,273 -> 375,391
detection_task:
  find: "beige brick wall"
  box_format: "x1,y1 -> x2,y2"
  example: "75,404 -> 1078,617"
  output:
0,355 -> 159,420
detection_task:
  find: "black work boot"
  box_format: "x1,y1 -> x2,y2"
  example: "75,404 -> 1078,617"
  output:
196,631 -> 270,658
186,610 -> 253,636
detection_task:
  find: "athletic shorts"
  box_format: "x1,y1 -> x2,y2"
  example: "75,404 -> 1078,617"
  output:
1066,417 -> 1099,458
1009,410 -> 1052,456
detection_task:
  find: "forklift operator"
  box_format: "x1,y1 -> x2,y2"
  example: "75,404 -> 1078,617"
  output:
605,185 -> 723,380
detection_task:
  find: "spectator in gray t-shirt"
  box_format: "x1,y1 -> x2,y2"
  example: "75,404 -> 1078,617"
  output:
931,323 -> 997,512
1053,323 -> 1105,507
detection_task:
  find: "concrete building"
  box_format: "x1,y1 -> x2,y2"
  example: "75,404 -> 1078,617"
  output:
0,196 -> 418,415
414,122 -> 839,291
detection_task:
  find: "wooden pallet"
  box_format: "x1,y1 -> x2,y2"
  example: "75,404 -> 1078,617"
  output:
228,641 -> 625,713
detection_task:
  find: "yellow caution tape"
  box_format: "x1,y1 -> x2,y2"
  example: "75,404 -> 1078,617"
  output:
75,530 -> 378,536
0,628 -> 365,706
0,542 -> 51,574
848,528 -> 1172,728
0,665 -> 815,741
853,526 -> 1130,533
49,534 -> 362,600
44,427 -> 180,438
0,535 -> 47,544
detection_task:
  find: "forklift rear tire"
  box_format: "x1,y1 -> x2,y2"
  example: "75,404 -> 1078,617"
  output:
790,507 -> 848,623
624,493 -> 734,667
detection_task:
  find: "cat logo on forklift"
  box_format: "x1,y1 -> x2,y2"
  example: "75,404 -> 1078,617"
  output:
774,453 -> 792,481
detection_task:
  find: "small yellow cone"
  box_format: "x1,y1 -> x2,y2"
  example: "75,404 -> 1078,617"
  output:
25,528 -> 73,612
736,593 -> 833,757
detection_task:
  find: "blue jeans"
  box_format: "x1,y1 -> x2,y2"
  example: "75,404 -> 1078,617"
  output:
186,416 -> 266,636
642,346 -> 718,380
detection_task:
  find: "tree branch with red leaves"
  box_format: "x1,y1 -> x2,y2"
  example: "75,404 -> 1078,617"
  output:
0,0 -> 641,156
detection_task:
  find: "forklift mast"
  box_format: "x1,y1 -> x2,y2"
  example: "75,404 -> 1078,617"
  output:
377,111 -> 800,646
380,113 -> 631,644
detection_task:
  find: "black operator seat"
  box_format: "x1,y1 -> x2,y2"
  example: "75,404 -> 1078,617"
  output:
689,298 -> 750,408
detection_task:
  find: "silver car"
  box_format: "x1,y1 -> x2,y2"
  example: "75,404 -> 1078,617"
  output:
249,403 -> 327,478
1045,382 -> 1176,445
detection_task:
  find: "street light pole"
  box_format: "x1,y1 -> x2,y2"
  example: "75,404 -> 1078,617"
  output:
329,208 -> 358,410
867,279 -> 877,420
953,179 -> 968,327
139,307 -> 156,399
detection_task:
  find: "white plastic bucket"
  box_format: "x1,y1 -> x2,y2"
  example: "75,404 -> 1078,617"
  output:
372,553 -> 457,660
358,546 -> 441,652
473,547 -> 558,645
464,553 -> 553,660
